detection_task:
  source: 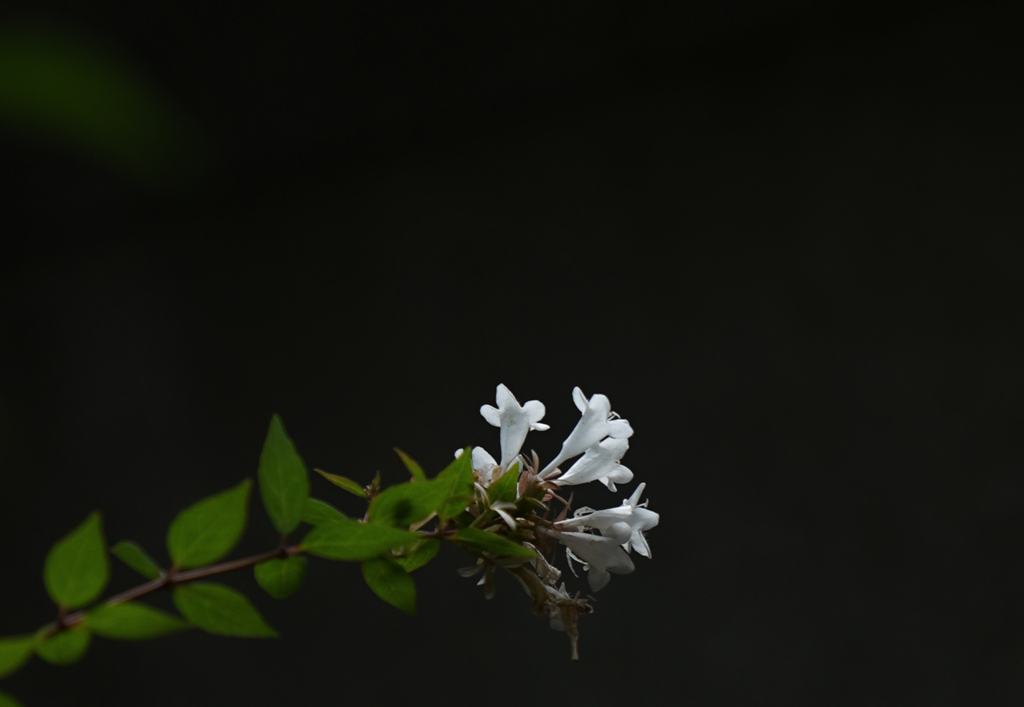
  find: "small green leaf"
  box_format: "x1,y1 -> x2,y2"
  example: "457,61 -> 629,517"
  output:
167,480 -> 250,570
35,629 -> 90,665
315,469 -> 366,498
0,689 -> 25,707
110,540 -> 163,580
0,635 -> 36,679
85,602 -> 189,640
44,511 -> 109,610
435,448 -> 475,519
301,517 -> 419,561
254,557 -> 307,600
173,583 -> 276,638
487,461 -> 520,504
367,479 -> 450,527
394,538 -> 440,572
361,557 -> 415,615
301,498 -> 348,526
258,415 -> 311,534
451,529 -> 537,557
393,448 -> 426,482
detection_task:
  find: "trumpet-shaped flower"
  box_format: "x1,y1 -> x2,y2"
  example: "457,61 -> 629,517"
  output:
552,437 -> 633,491
553,529 -> 635,591
555,482 -> 659,558
480,384 -> 549,469
539,388 -> 632,478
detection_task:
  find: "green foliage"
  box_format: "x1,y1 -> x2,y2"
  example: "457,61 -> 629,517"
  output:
167,480 -> 250,570
0,689 -> 24,707
314,469 -> 365,498
258,415 -> 310,535
44,511 -> 109,610
393,448 -> 426,481
393,538 -> 440,573
173,583 -> 276,638
110,540 -> 163,580
254,557 -> 307,600
0,635 -> 36,679
451,529 -> 536,557
35,629 -> 90,665
367,479 -> 449,527
435,448 -> 475,520
301,498 -> 347,526
301,518 -> 419,561
487,461 -> 520,503
85,602 -> 189,640
361,558 -> 415,615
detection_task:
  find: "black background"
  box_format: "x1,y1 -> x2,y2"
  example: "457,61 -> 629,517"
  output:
2,2 -> 1022,705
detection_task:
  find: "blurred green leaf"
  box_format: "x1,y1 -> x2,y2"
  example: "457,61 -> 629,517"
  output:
361,557 -> 415,615
258,415 -> 310,535
301,517 -> 419,561
254,557 -> 306,600
301,498 -> 348,526
367,479 -> 449,527
451,529 -> 536,557
110,540 -> 162,580
394,538 -> 440,573
167,480 -> 250,570
0,689 -> 24,707
487,461 -> 520,504
315,469 -> 366,498
435,449 -> 474,519
173,583 -> 276,638
0,635 -> 36,679
393,449 -> 426,482
35,629 -> 90,665
85,602 -> 189,640
44,511 -> 109,610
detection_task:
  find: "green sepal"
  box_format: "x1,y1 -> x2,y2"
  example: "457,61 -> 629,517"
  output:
35,628 -> 90,665
173,583 -> 277,638
0,689 -> 25,707
361,557 -> 415,615
435,448 -> 474,519
367,478 -> 450,527
254,556 -> 307,599
487,461 -> 520,504
0,635 -> 37,679
301,517 -> 419,561
450,529 -> 536,557
166,480 -> 250,570
393,448 -> 426,482
258,415 -> 311,534
301,498 -> 348,526
315,469 -> 366,498
110,540 -> 163,580
84,602 -> 189,640
393,538 -> 440,573
44,511 -> 109,610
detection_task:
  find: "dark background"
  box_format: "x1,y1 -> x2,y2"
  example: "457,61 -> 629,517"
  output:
1,2 -> 1022,705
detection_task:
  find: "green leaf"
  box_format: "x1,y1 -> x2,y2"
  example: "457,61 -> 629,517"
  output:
254,557 -> 307,600
367,479 -> 450,527
301,517 -> 419,561
361,557 -> 415,615
435,448 -> 475,519
173,583 -> 276,638
315,469 -> 366,498
85,602 -> 189,640
0,689 -> 25,707
451,529 -> 537,557
393,538 -> 440,573
301,498 -> 348,526
167,480 -> 250,570
258,415 -> 310,534
35,629 -> 90,665
487,461 -> 520,504
44,511 -> 109,610
110,540 -> 163,580
393,448 -> 426,482
0,635 -> 36,679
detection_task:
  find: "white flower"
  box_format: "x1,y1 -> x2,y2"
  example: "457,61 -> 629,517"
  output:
555,482 -> 659,558
553,529 -> 635,591
539,387 -> 632,478
480,384 -> 549,470
552,437 -> 633,491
